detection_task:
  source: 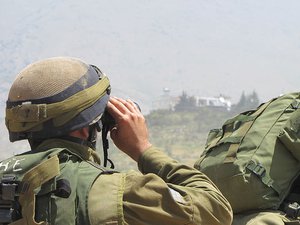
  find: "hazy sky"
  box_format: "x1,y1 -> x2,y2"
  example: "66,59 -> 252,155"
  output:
0,0 -> 300,157
1,0 -> 300,114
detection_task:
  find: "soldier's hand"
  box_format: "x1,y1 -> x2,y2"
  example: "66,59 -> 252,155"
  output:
106,97 -> 152,162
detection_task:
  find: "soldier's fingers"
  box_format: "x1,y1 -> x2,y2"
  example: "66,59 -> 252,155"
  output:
123,99 -> 138,113
113,97 -> 137,114
114,97 -> 132,113
108,97 -> 128,114
106,100 -> 123,119
126,99 -> 140,114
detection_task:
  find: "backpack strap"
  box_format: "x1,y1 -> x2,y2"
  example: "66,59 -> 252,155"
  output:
245,160 -> 281,194
224,100 -> 273,163
10,155 -> 60,225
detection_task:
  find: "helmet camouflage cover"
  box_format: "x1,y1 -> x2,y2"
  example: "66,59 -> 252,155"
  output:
5,57 -> 111,142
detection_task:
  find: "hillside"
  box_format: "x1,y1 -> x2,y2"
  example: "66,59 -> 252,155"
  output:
107,106 -> 236,171
0,91 -> 258,170
0,0 -> 299,169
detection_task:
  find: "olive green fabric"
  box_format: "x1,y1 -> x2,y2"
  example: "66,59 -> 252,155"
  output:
233,210 -> 300,225
0,148 -> 62,225
88,172 -> 124,224
34,139 -> 107,225
0,139 -> 106,225
89,147 -> 233,225
1,139 -> 233,225
194,92 -> 300,213
9,155 -> 60,225
6,76 -> 110,133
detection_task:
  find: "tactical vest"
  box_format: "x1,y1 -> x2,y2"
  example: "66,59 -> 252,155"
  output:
0,147 -> 109,225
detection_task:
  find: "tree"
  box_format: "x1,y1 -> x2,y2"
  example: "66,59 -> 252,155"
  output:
248,90 -> 260,109
236,91 -> 247,110
174,91 -> 197,112
234,90 -> 260,112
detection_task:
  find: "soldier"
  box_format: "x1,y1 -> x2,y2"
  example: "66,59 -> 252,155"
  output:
1,57 -> 232,225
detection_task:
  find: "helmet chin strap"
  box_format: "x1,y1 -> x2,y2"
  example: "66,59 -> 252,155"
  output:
88,122 -> 114,169
101,123 -> 115,169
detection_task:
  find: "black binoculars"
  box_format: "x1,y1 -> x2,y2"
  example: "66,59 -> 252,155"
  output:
101,102 -> 141,128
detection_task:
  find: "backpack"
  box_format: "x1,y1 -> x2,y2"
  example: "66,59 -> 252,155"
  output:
194,92 -> 300,214
0,148 -> 107,225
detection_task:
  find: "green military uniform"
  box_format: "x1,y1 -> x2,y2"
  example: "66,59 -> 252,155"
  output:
232,210 -> 300,225
90,144 -> 233,225
2,57 -> 233,225
0,138 -> 232,225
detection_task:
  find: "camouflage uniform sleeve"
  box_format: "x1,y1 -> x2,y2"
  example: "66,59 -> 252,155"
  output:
122,146 -> 233,225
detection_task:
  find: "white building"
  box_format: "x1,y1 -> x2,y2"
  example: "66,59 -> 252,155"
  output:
196,96 -> 232,111
153,89 -> 232,111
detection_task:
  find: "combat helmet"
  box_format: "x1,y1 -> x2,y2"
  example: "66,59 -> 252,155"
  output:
5,57 -> 111,144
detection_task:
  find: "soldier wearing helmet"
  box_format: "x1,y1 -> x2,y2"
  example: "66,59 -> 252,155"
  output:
1,57 -> 232,225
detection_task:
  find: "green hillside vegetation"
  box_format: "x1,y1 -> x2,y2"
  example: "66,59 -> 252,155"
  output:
146,107 -> 234,166
107,91 -> 260,171
104,107 -> 234,171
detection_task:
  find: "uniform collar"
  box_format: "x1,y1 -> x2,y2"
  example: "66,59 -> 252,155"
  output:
35,138 -> 101,164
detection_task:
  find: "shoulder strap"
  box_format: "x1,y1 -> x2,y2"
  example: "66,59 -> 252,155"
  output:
10,155 -> 60,225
